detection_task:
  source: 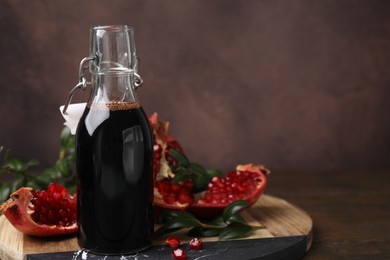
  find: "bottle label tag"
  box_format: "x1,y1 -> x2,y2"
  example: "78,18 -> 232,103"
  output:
59,103 -> 87,135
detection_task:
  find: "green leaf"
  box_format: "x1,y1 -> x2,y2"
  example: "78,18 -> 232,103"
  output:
1,159 -> 24,172
56,160 -> 71,177
153,226 -> 183,238
37,159 -> 72,182
36,168 -> 59,185
172,168 -> 192,183
219,222 -> 253,240
1,158 -> 38,174
0,176 -> 25,204
159,210 -> 196,223
26,181 -> 41,190
158,210 -> 202,232
0,184 -> 11,204
4,149 -> 10,162
225,214 -> 247,225
169,149 -> 190,167
187,227 -> 221,237
20,159 -> 39,172
206,168 -> 223,177
60,127 -> 74,147
189,163 -> 207,175
65,183 -> 76,194
170,165 -> 180,172
223,200 -> 249,222
191,174 -> 210,191
207,215 -> 226,226
10,176 -> 26,193
163,217 -> 202,229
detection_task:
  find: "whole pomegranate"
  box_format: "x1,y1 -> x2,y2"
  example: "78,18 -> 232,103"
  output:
0,183 -> 77,237
149,113 -> 270,218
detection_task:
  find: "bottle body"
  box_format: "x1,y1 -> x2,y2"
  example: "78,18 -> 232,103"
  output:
76,101 -> 153,254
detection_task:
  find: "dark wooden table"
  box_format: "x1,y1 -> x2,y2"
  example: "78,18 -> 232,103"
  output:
266,170 -> 390,259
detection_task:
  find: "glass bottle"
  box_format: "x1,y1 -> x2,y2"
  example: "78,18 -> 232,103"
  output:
75,25 -> 153,254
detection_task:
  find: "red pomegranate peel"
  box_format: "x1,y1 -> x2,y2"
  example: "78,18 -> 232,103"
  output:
0,184 -> 77,237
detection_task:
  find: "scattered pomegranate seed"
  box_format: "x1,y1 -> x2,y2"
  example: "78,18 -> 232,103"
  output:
171,248 -> 186,260
166,236 -> 181,248
189,237 -> 204,250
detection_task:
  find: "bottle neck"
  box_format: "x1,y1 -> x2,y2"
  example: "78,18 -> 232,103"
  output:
88,74 -> 139,107
84,25 -> 142,109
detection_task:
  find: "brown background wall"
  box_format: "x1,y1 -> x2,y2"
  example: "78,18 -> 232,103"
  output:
0,0 -> 389,175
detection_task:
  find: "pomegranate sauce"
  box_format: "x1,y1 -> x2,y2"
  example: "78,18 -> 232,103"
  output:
76,102 -> 154,254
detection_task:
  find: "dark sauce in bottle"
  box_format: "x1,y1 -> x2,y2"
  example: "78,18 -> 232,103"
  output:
76,101 -> 153,254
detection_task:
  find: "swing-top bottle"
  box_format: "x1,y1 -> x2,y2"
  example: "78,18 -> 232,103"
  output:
75,25 -> 154,255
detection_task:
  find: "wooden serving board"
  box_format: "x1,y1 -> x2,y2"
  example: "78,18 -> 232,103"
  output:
0,194 -> 313,260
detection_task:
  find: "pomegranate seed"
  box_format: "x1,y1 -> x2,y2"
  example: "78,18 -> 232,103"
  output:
189,237 -> 204,250
166,236 -> 181,248
178,192 -> 194,204
53,192 -> 62,202
231,182 -> 239,191
171,248 -> 186,260
204,193 -> 213,203
154,144 -> 162,153
171,183 -> 181,193
212,176 -> 223,187
61,199 -> 69,207
156,181 -> 171,194
210,186 -> 217,193
212,193 -> 221,201
238,184 -> 248,193
163,193 -> 176,204
182,180 -> 193,191
40,207 -> 47,215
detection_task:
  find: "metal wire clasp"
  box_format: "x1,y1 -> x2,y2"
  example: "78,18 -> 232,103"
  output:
133,57 -> 143,89
62,56 -> 95,115
62,55 -> 144,115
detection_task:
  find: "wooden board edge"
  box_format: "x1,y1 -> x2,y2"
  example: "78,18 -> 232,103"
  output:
250,194 -> 314,251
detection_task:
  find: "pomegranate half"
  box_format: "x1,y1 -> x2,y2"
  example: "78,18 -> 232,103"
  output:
149,113 -> 270,218
0,183 -> 77,237
188,164 -> 268,217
